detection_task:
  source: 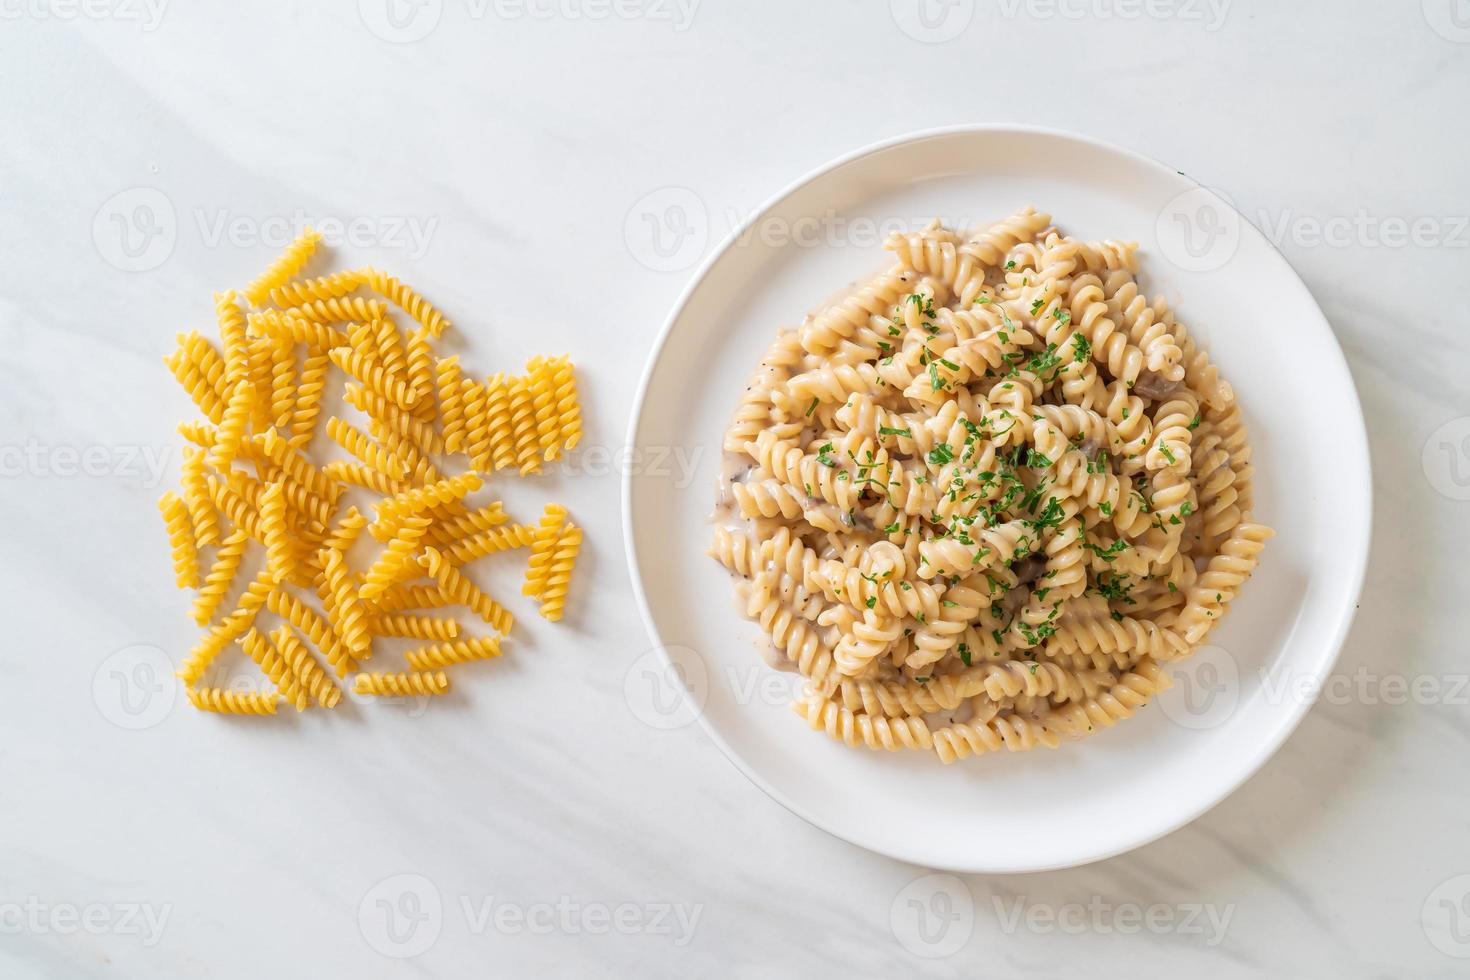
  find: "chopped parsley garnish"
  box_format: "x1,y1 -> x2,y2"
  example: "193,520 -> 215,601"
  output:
1070,332 -> 1091,363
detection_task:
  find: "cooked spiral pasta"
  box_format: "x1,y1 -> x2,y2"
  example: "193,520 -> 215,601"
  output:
712,209 -> 1269,762
793,693 -> 935,751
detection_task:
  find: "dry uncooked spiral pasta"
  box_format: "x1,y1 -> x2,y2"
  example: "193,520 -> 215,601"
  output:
712,209 -> 1269,763
250,308 -> 349,351
180,447 -> 220,548
165,345 -> 228,424
281,295 -> 387,324
354,671 -> 451,697
375,584 -> 457,612
405,636 -> 502,671
157,492 -> 200,589
360,516 -> 432,602
537,523 -> 582,622
441,524 -> 537,566
523,504 -> 567,598
267,587 -> 356,678
191,528 -> 248,626
420,547 -> 514,633
273,624 -> 342,708
364,268 -> 450,338
327,416 -> 410,482
367,614 -> 460,641
163,244 -> 590,719
240,628 -> 310,712
328,347 -> 421,411
506,376 -> 541,475
244,228 -> 322,307
319,547 -> 372,656
424,503 -> 509,546
265,268 -> 367,308
187,687 -> 281,715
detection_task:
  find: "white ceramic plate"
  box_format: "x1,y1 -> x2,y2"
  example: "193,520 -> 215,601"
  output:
622,126 -> 1371,873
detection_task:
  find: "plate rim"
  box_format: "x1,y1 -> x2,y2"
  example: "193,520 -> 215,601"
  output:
621,123 -> 1373,873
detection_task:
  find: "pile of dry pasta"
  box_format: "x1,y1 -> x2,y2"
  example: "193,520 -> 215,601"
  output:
158,229 -> 584,715
711,208 -> 1271,763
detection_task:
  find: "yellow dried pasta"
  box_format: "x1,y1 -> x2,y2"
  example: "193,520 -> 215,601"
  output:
160,246 -> 585,718
244,228 -> 322,308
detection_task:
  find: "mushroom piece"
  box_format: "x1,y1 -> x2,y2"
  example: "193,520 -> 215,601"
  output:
1131,370 -> 1184,401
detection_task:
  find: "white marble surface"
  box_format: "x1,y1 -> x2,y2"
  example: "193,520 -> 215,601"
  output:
1,1 -> 1468,976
